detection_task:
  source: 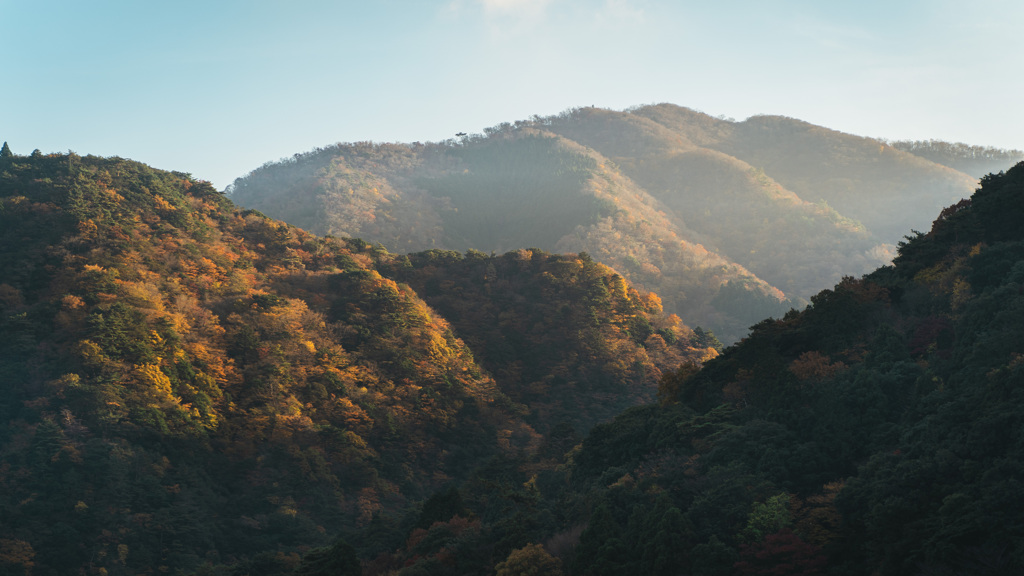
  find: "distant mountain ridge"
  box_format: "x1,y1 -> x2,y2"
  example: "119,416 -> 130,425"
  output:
882,138 -> 1024,178
227,104 -> 1002,343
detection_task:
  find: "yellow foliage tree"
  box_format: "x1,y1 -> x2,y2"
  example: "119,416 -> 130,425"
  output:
495,543 -> 564,576
0,539 -> 35,574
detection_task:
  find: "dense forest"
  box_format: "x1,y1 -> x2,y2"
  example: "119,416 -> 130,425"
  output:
0,146 -> 708,575
340,160 -> 1024,576
227,105 -> 1009,343
307,161 -> 1024,576
540,162 -> 1024,575
2,129 -> 1023,576
371,248 -> 717,433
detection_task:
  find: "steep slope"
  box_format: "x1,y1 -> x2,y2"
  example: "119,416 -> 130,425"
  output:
0,150 -> 539,574
546,147 -> 794,343
229,105 -> 979,344
373,248 -> 717,433
634,103 -> 979,242
355,162 -> 1024,576
563,163 -> 1024,575
412,134 -> 603,253
541,107 -> 892,298
225,142 -> 447,253
231,131 -> 795,343
0,147 -> 718,575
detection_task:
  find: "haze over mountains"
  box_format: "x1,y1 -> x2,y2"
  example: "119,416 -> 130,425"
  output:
228,104 -> 1016,343
2,108 -> 1024,575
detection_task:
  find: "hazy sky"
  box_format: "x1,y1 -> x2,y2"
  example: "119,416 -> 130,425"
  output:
2,0 -> 1022,189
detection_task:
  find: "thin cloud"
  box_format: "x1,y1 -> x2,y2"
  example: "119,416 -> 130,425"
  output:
439,0 -> 553,40
451,0 -> 645,40
593,0 -> 645,28
478,0 -> 553,20
788,15 -> 877,52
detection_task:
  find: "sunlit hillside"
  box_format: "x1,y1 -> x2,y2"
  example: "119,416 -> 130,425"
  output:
0,148 -> 708,574
632,104 -> 981,241
227,105 -> 988,343
229,130 -> 795,343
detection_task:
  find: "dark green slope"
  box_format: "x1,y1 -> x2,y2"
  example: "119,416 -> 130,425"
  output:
372,248 -> 718,434
556,162 -> 1024,575
352,162 -> 1024,576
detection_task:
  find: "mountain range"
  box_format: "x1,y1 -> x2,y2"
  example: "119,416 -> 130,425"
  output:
1,107 -> 1022,576
226,104 -> 1019,343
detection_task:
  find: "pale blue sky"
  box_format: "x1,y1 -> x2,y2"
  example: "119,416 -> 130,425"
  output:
2,0 -> 1021,189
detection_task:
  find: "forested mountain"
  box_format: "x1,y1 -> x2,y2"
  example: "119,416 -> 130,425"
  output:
629,104 -> 980,242
2,134 -> 1020,575
551,161 -> 1024,575
372,248 -> 717,433
539,108 -> 889,298
346,162 -> 1024,576
0,148 -> 706,575
227,133 -> 794,344
227,105 -> 980,343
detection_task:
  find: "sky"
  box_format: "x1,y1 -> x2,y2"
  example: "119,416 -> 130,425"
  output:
2,0 -> 1022,189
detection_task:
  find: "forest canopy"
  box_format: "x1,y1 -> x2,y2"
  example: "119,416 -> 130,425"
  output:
2,124 -> 1022,575
0,146 -> 711,575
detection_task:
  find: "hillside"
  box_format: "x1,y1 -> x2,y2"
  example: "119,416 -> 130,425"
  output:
372,248 -> 717,433
1,145 -> 1020,576
229,132 -> 793,344
540,107 -> 891,298
0,148 -> 706,575
631,104 -> 980,242
354,161 -> 1024,576
554,161 -> 1024,575
228,104 -> 980,343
